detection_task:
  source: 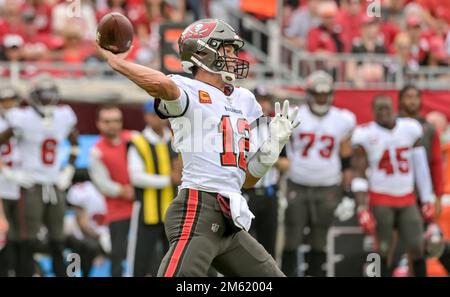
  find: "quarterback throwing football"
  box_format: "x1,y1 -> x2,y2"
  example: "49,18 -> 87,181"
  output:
97,19 -> 298,276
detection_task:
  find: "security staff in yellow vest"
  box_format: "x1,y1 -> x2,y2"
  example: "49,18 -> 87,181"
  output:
126,101 -> 181,277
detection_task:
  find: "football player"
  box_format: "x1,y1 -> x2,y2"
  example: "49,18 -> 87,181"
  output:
351,95 -> 435,276
0,76 -> 79,276
97,18 -> 299,276
282,70 -> 356,276
0,85 -> 23,276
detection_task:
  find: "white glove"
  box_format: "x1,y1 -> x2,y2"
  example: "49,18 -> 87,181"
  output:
249,100 -> 299,178
57,165 -> 75,191
260,100 -> 300,163
98,229 -> 111,254
334,197 -> 356,222
1,167 -> 35,189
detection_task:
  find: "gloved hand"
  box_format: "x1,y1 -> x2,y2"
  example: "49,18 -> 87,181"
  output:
57,164 -> 75,191
357,208 -> 376,235
421,202 -> 435,222
260,100 -> 300,165
335,197 -> 355,222
270,100 -> 300,144
1,167 -> 34,189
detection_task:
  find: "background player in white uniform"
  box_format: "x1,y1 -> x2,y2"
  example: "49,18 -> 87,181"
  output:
0,86 -> 24,276
97,18 -> 299,276
0,76 -> 79,276
351,95 -> 435,276
282,71 -> 356,276
66,169 -> 110,277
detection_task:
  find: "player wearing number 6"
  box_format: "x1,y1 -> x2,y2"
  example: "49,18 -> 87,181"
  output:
351,95 -> 435,276
97,18 -> 298,276
0,75 -> 79,276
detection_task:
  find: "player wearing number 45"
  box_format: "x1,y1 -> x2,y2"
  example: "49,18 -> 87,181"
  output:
0,75 -> 79,277
351,95 -> 436,277
97,18 -> 299,277
282,70 -> 356,277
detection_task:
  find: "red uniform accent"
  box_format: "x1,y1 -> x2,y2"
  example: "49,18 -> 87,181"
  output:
307,26 -> 340,53
335,11 -> 365,52
369,191 -> 417,207
164,189 -> 199,277
430,130 -> 444,197
357,208 -> 376,235
421,202 -> 436,222
94,130 -> 133,224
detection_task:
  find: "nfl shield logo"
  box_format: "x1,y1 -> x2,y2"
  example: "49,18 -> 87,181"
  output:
211,223 -> 220,233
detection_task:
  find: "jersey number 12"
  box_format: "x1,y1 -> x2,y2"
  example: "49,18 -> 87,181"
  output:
219,116 -> 250,171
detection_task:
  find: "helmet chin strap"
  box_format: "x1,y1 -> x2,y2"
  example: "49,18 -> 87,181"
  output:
220,72 -> 236,85
190,57 -> 237,85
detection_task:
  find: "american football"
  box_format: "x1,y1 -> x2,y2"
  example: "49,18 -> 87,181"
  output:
96,12 -> 134,54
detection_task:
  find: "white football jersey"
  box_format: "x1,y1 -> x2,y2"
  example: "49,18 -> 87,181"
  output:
6,105 -> 77,184
0,116 -> 20,200
67,181 -> 108,232
164,75 -> 263,194
351,118 -> 423,196
287,105 -> 356,186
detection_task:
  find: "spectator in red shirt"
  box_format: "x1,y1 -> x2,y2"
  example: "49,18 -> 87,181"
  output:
417,0 -> 450,28
284,0 -> 322,50
346,16 -> 387,87
336,0 -> 365,52
21,0 -> 54,34
0,0 -> 26,39
307,1 -> 344,53
20,10 -> 55,62
89,104 -> 135,277
423,36 -> 450,79
405,16 -> 430,66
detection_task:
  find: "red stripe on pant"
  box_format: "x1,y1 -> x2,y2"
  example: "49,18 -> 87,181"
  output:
164,189 -> 199,277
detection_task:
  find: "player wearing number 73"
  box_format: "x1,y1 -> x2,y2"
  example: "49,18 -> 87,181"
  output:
282,71 -> 356,277
0,76 -> 79,276
97,18 -> 299,276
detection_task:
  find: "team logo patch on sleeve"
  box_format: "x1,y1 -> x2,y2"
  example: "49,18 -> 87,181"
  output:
199,91 -> 212,104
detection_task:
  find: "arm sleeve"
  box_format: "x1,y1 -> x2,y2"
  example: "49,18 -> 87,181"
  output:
5,108 -> 23,138
430,130 -> 444,197
154,88 -> 190,119
342,110 -> 357,137
127,146 -> 171,189
351,127 -> 367,150
88,148 -> 122,197
412,146 -> 435,203
65,105 -> 78,128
